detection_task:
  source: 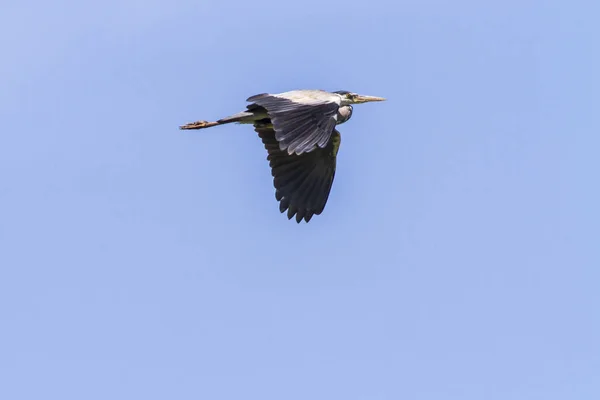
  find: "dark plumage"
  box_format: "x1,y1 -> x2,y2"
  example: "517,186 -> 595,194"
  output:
255,122 -> 340,222
248,93 -> 340,155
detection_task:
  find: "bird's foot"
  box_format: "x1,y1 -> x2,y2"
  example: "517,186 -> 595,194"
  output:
179,120 -> 218,130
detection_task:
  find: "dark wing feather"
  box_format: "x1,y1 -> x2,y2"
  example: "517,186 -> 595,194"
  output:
255,122 -> 341,223
248,93 -> 340,155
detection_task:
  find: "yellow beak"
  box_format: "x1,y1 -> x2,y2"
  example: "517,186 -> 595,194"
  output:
353,94 -> 386,104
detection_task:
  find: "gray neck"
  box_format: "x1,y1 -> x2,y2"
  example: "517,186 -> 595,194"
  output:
336,105 -> 353,125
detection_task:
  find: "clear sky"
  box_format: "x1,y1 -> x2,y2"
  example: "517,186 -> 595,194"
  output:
1,1 -> 599,399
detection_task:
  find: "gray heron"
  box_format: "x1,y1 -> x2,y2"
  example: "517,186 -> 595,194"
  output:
180,89 -> 385,223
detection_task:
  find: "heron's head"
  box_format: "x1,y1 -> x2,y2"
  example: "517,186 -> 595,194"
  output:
334,90 -> 386,106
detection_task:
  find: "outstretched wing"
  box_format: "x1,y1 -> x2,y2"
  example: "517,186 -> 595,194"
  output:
248,90 -> 341,156
255,121 -> 341,223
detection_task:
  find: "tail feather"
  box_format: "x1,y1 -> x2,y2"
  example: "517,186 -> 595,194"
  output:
217,111 -> 255,124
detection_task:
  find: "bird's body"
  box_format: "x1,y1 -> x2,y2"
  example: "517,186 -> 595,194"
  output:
180,89 -> 385,223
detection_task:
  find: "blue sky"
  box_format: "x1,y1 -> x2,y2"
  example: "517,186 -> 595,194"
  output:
1,1 -> 599,399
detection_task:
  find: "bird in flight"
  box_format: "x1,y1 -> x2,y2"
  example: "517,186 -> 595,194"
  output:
180,89 -> 385,223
